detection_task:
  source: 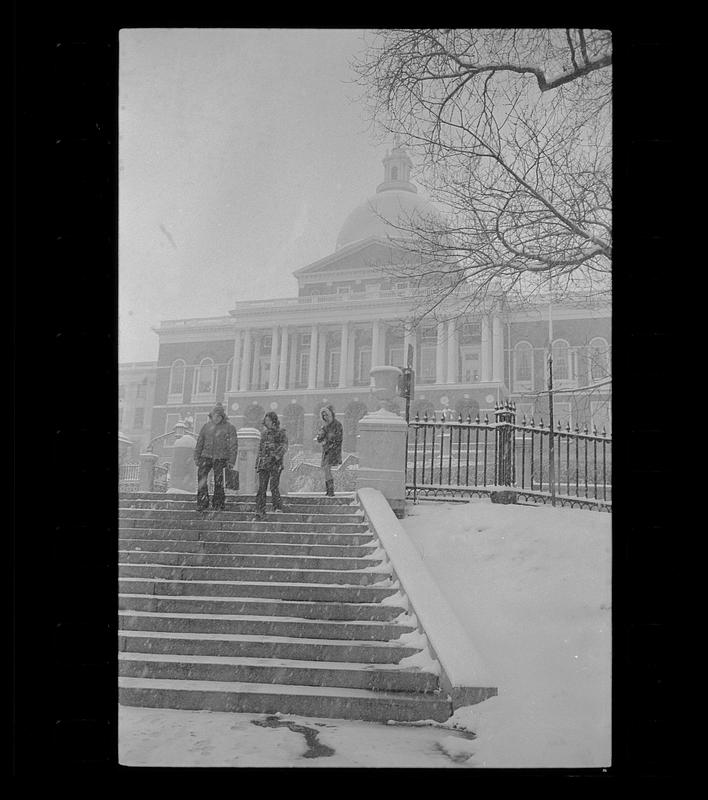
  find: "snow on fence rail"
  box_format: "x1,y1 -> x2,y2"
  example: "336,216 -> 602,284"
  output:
406,402 -> 611,511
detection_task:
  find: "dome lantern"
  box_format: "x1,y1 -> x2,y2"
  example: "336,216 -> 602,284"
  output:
377,140 -> 416,195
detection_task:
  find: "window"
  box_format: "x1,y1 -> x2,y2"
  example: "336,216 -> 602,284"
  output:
301,333 -> 311,347
588,337 -> 610,383
551,339 -> 571,382
461,347 -> 480,383
461,322 -> 481,343
420,347 -> 436,383
514,341 -> 533,390
168,359 -> 186,398
357,348 -> 372,384
421,325 -> 437,341
193,357 -> 216,396
327,350 -> 341,386
298,352 -> 310,386
391,166 -> 399,180
133,407 -> 145,429
388,347 -> 404,367
136,377 -> 147,399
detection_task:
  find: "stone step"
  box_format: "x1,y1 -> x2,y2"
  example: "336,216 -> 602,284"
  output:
118,676 -> 451,722
120,630 -> 419,663
119,528 -> 375,546
118,538 -> 377,559
120,499 -> 363,516
118,563 -> 391,586
119,652 -> 439,693
119,593 -> 407,621
118,677 -> 452,722
119,578 -> 399,604
119,549 -> 381,572
120,492 -> 355,506
118,609 -> 414,641
119,509 -> 364,525
119,517 -> 369,535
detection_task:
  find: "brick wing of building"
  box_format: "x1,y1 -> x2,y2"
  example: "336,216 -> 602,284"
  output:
144,144 -> 611,462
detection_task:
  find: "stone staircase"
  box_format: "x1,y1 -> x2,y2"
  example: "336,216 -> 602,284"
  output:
118,492 -> 452,722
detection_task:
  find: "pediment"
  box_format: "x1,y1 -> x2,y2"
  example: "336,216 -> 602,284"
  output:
293,237 -> 410,281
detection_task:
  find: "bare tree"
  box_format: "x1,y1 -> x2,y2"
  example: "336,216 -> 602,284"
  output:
352,29 -> 612,325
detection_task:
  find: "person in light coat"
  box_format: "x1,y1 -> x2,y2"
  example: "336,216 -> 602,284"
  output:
316,404 -> 342,497
194,402 -> 238,512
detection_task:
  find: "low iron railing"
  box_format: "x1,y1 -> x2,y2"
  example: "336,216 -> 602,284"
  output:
406,402 -> 611,511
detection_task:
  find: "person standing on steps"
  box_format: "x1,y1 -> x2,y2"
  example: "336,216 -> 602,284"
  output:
316,405 -> 342,497
253,411 -> 288,521
194,402 -> 239,512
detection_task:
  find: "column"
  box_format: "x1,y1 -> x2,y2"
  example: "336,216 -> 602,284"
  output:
338,322 -> 349,388
436,322 -> 446,384
268,325 -> 280,390
492,315 -> 503,383
239,329 -> 253,391
480,316 -> 491,382
346,325 -> 356,385
317,329 -> 327,387
446,319 -> 458,384
278,325 -> 289,390
230,330 -> 242,392
371,321 -> 380,369
307,324 -> 318,389
403,325 -> 415,370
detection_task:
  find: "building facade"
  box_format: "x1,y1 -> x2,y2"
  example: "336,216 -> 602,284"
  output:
147,145 -> 611,459
119,361 -> 157,459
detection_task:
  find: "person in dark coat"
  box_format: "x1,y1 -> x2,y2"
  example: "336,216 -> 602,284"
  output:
316,404 -> 342,496
194,402 -> 239,512
254,411 -> 288,521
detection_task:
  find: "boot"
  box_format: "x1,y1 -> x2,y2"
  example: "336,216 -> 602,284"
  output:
325,479 -> 334,497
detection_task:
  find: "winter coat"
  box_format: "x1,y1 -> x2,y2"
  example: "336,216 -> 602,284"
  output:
255,427 -> 289,472
194,417 -> 239,465
317,407 -> 343,468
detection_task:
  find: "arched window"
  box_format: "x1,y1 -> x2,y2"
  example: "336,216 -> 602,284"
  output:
513,341 -> 533,389
588,337 -> 610,383
193,357 -> 216,397
551,339 -> 570,382
168,359 -> 186,399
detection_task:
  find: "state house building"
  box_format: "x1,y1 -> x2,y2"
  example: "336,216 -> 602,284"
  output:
149,145 -> 611,456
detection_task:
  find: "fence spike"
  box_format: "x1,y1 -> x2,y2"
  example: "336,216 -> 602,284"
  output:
458,412 -> 463,423
530,416 -> 534,427
466,413 -> 472,424
574,423 -> 580,434
414,411 -> 420,423
557,420 -> 562,431
566,420 -> 571,432
583,424 -> 588,435
475,413 -> 480,423
484,413 -> 489,424
592,423 -> 598,436
539,417 -> 544,428
602,425 -> 607,437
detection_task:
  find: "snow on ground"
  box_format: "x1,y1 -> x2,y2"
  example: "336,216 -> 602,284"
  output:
119,498 -> 611,768
401,499 -> 612,768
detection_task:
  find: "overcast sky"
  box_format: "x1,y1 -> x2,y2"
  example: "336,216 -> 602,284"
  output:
119,28 -> 395,363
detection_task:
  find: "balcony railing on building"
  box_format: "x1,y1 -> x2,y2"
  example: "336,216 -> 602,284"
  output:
406,401 -> 611,511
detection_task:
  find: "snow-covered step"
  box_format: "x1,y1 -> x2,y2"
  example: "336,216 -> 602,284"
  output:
121,499 -> 364,515
119,508 -> 364,525
119,652 -> 439,693
120,492 -> 356,506
119,527 -> 375,546
118,562 -> 392,586
118,676 -> 451,722
119,577 -> 400,603
118,549 -> 381,571
119,593 -> 407,621
119,629 -> 421,663
118,609 -> 415,641
118,538 -> 378,558
118,517 -> 370,534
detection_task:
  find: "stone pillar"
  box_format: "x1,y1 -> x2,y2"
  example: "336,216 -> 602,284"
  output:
371,321 -> 381,369
278,325 -> 289,390
239,329 -> 253,392
492,315 -> 503,383
139,452 -> 159,492
346,326 -> 356,385
268,325 -> 280,390
167,433 -> 197,493
308,325 -> 318,389
236,427 -> 261,495
436,322 -> 446,384
446,319 -> 458,384
230,331 -> 242,392
481,316 -> 491,383
356,409 -> 408,518
338,322 -> 349,388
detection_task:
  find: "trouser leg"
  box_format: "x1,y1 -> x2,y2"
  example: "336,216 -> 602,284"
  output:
212,459 -> 227,509
197,458 -> 213,510
255,470 -> 269,515
270,468 -> 282,510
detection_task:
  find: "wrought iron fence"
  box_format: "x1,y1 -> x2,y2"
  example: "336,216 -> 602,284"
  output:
406,401 -> 611,511
119,463 -> 140,492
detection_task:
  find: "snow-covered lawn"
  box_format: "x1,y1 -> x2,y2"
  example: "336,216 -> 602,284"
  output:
401,499 -> 612,768
119,498 -> 611,768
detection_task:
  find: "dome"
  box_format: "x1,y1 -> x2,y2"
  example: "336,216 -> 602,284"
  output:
336,189 -> 440,250
335,143 -> 441,250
